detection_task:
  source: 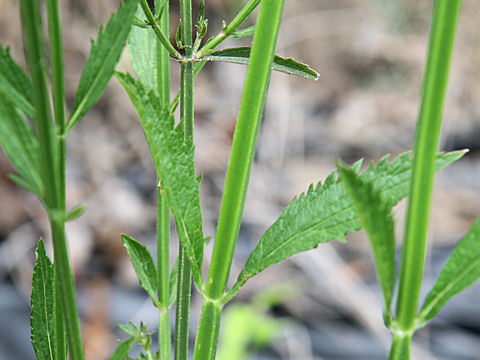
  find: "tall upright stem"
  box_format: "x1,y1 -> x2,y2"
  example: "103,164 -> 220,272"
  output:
156,2 -> 172,359
396,0 -> 462,332
193,1 -> 285,359
175,0 -> 194,359
20,1 -> 84,359
45,0 -> 68,358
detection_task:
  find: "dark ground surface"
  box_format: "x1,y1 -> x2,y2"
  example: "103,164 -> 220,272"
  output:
1,0 -> 480,359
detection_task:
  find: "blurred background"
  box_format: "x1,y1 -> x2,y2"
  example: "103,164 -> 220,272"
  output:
1,0 -> 480,359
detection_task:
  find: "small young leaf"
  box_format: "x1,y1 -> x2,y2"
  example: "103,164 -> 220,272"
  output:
204,47 -> 319,80
227,150 -> 465,298
338,162 -> 396,310
0,45 -> 35,117
110,337 -> 135,360
128,7 -> 158,92
30,239 -> 56,360
121,234 -> 159,303
419,218 -> 480,323
67,0 -> 139,131
116,73 -> 205,290
169,257 -> 179,307
0,98 -> 42,197
230,25 -> 256,39
65,204 -> 86,222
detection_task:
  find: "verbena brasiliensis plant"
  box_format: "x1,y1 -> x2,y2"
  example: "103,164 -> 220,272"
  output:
0,0 -> 477,359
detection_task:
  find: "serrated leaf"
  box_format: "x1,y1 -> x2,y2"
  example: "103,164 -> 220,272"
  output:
110,337 -> 135,360
204,47 -> 319,80
67,0 -> 139,131
0,98 -> 42,197
228,150 -> 465,298
231,25 -> 256,39
116,72 -> 205,290
419,218 -> 480,324
128,7 -> 158,92
30,239 -> 56,360
0,45 -> 35,117
338,162 -> 396,310
65,204 -> 86,222
121,234 -> 158,302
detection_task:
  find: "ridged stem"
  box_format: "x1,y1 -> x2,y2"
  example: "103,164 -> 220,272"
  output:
155,0 -> 172,358
20,1 -> 84,359
396,0 -> 462,333
175,0 -> 194,359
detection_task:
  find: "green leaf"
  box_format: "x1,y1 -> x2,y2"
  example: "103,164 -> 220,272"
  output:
30,239 -> 56,360
228,150 -> 465,298
121,234 -> 159,303
419,218 -> 480,324
204,47 -> 319,80
338,162 -> 396,310
116,72 -> 205,290
110,337 -> 135,360
230,25 -> 256,38
0,45 -> 35,118
128,7 -> 158,92
0,98 -> 42,197
67,0 -> 139,132
169,257 -> 179,307
65,204 -> 86,222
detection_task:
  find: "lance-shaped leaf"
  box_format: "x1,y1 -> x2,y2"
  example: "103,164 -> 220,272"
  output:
128,7 -> 158,92
231,25 -> 256,39
116,73 -> 204,290
227,150 -> 465,299
338,162 -> 396,310
30,239 -> 56,360
67,0 -> 139,131
121,234 -> 159,304
203,47 -> 319,80
0,45 -> 35,117
0,98 -> 42,197
419,218 -> 480,324
110,337 -> 135,360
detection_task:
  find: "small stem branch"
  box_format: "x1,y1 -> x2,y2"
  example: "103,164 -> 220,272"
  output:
197,0 -> 260,58
396,0 -> 462,332
140,0 -> 182,60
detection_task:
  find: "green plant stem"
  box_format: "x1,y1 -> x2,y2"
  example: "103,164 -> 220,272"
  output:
155,1 -> 172,358
140,0 -> 182,60
45,2 -> 68,358
193,0 -> 285,358
20,1 -> 84,359
157,187 -> 171,360
388,333 -> 412,360
175,0 -> 194,359
206,0 -> 285,301
196,0 -> 260,58
396,0 -> 462,332
192,300 -> 223,360
54,266 -> 67,360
